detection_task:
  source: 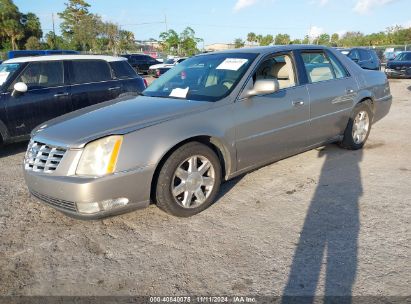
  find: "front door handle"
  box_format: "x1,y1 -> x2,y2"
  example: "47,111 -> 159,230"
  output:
346,88 -> 354,94
292,99 -> 304,106
108,86 -> 121,91
54,92 -> 69,97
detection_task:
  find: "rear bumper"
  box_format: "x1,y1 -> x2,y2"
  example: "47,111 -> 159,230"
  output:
373,94 -> 392,123
24,165 -> 155,220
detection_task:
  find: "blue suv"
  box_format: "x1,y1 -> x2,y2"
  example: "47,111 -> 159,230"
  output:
0,55 -> 146,145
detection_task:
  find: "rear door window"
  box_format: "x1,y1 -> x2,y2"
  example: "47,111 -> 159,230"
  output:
70,60 -> 112,84
110,61 -> 137,79
14,61 -> 64,90
301,52 -> 335,83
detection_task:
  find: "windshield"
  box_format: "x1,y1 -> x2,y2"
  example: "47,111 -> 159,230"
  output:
143,52 -> 258,102
396,52 -> 411,61
0,63 -> 21,87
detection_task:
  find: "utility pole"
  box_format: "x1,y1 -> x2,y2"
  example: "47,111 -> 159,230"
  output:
52,13 -> 56,49
164,14 -> 168,32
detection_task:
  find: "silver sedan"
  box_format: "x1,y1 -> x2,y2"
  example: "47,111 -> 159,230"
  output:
23,45 -> 392,219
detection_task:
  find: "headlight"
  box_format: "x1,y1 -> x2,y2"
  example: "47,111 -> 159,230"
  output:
76,135 -> 123,176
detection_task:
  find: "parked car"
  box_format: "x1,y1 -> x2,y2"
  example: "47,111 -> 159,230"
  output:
24,46 -> 392,219
385,51 -> 411,78
148,57 -> 187,77
383,50 -> 403,63
120,53 -> 161,74
0,55 -> 146,145
7,50 -> 79,59
338,48 -> 381,70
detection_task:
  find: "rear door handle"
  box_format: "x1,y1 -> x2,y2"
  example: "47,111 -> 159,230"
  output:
54,92 -> 69,97
292,99 -> 304,106
108,86 -> 121,91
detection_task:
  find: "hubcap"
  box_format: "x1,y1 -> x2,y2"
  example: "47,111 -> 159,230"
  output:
172,155 -> 215,209
352,110 -> 370,144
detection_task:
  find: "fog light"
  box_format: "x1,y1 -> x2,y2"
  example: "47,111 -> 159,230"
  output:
77,202 -> 100,214
100,198 -> 129,211
76,198 -> 129,214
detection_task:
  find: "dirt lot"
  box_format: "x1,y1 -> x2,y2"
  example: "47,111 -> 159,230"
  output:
0,79 -> 410,297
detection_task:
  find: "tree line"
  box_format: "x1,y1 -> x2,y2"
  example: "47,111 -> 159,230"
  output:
0,0 -> 203,57
235,27 -> 411,48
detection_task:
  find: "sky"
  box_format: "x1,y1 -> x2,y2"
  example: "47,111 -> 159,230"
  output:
13,0 -> 411,46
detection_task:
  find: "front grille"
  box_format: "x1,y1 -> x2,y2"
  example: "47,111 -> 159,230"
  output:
24,141 -> 66,173
31,190 -> 77,212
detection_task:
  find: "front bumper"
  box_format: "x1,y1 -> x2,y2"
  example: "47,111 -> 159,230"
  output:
385,68 -> 411,78
24,165 -> 155,220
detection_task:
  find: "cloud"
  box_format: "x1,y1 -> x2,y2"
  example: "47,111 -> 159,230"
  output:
233,0 -> 259,11
309,0 -> 329,6
308,26 -> 325,39
353,0 -> 399,14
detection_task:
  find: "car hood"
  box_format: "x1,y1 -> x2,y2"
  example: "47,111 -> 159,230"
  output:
149,63 -> 174,69
32,95 -> 212,148
387,60 -> 411,68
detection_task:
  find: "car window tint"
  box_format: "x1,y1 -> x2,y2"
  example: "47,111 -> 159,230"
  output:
359,50 -> 371,61
110,61 -> 137,79
301,52 -> 335,83
348,50 -> 359,60
71,60 -> 111,84
254,54 -> 296,89
370,51 -> 379,61
327,51 -> 349,79
15,61 -> 63,89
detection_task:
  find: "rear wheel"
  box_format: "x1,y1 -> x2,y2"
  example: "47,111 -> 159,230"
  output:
155,142 -> 222,217
339,102 -> 373,150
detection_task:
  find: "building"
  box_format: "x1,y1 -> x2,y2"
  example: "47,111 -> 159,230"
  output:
205,43 -> 235,52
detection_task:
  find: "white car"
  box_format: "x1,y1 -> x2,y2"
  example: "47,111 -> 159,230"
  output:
149,57 -> 187,77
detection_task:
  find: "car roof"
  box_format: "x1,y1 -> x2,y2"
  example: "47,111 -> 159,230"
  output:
200,45 -> 332,56
4,54 -> 127,64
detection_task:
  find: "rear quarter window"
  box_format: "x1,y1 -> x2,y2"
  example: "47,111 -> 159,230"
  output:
70,60 -> 112,84
110,61 -> 137,79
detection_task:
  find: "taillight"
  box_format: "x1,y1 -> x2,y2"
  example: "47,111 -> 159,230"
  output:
156,69 -> 160,77
143,78 -> 148,88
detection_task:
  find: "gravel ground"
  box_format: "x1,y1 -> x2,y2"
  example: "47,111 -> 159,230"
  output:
0,79 -> 410,297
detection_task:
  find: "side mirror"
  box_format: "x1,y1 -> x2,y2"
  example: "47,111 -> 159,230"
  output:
352,58 -> 359,63
12,82 -> 28,97
247,79 -> 279,97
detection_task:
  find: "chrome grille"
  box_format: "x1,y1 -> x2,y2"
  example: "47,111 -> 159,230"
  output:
31,190 -> 77,212
24,141 -> 66,173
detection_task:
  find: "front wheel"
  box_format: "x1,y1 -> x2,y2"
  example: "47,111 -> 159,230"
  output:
339,102 -> 373,150
155,142 -> 222,217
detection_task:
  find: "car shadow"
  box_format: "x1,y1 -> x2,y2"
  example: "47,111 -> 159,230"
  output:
0,141 -> 28,158
407,86 -> 411,91
282,145 -> 362,304
215,174 -> 244,201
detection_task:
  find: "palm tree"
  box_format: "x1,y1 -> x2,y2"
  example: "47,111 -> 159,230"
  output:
247,32 -> 256,46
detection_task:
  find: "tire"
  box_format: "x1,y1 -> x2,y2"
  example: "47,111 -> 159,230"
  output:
155,142 -> 222,217
339,101 -> 373,150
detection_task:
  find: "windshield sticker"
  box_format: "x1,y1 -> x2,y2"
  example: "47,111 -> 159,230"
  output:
216,58 -> 248,71
169,87 -> 189,98
0,72 -> 10,85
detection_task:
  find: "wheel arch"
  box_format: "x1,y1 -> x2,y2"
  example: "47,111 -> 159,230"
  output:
149,135 -> 232,203
354,90 -> 375,114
